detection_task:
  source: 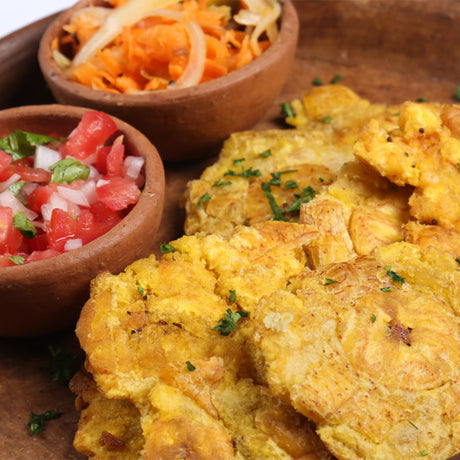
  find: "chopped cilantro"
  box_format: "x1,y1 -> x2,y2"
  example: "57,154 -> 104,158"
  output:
186,361 -> 196,371
197,192 -> 211,209
261,182 -> 287,221
330,74 -> 342,84
49,158 -> 90,184
381,286 -> 392,292
0,130 -> 63,162
48,345 -> 82,384
323,116 -> 332,123
213,178 -> 232,187
8,255 -> 25,265
28,409 -> 61,435
371,313 -> 376,323
8,180 -> 25,196
454,84 -> 460,102
324,278 -> 338,286
419,450 -> 429,457
229,290 -> 237,303
259,149 -> 272,158
384,266 -> 405,284
456,257 -> 460,265
416,97 -> 428,103
13,211 -> 37,239
233,158 -> 245,166
284,186 -> 316,214
280,102 -> 294,118
284,180 -> 298,190
312,77 -> 323,86
136,281 -> 145,296
212,309 -> 249,336
268,170 -> 298,187
160,242 -> 175,254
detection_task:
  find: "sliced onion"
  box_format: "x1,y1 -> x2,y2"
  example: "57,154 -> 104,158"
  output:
249,0 -> 281,55
0,173 -> 21,193
57,185 -> 90,207
0,190 -> 38,221
34,145 -> 62,171
64,238 -> 83,251
124,155 -> 145,182
96,179 -> 110,188
71,0 -> 178,68
88,165 -> 103,182
80,180 -> 98,205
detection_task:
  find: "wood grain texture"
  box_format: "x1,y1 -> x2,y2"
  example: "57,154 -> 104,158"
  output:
0,0 -> 459,458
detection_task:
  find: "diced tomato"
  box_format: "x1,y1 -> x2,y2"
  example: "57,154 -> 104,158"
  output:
97,176 -> 140,211
106,142 -> 125,176
27,249 -> 61,263
0,254 -> 17,267
0,206 -> 24,253
46,208 -> 78,252
27,183 -> 59,213
28,231 -> 49,252
61,111 -> 119,160
9,165 -> 51,183
80,203 -> 122,243
0,150 -> 12,181
96,146 -> 111,175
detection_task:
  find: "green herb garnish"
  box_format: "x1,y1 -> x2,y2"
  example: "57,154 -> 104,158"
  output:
312,77 -> 323,86
28,409 -> 61,435
259,149 -> 272,158
384,266 -> 405,284
233,158 -> 245,166
136,281 -> 145,296
419,450 -> 429,457
160,242 -> 175,254
381,287 -> 392,292
268,169 -> 298,186
324,278 -> 338,285
284,180 -> 298,190
213,178 -> 232,187
330,74 -> 342,84
416,97 -> 427,103
8,255 -> 25,265
0,130 -> 63,162
261,182 -> 287,221
281,102 -> 294,118
48,345 -> 81,384
213,309 -> 249,336
284,186 -> 316,214
224,166 -> 261,178
229,290 -> 237,303
197,192 -> 211,209
456,257 -> 460,265
8,180 -> 25,196
323,116 -> 332,123
13,211 -> 37,239
454,84 -> 460,102
49,158 -> 90,184
186,361 -> 196,371
408,421 -> 419,429
371,313 -> 376,323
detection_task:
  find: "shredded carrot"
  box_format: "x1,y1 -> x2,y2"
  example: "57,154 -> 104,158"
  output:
60,0 -> 279,93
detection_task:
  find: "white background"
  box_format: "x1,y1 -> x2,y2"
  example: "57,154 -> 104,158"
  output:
0,0 -> 76,38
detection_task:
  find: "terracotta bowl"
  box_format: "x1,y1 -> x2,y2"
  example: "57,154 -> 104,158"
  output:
37,0 -> 299,162
0,104 -> 165,337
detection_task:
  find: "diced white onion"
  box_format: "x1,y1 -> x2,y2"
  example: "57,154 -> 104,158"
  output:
22,182 -> 38,197
57,185 -> 90,207
88,165 -> 103,182
0,190 -> 38,221
41,192 -> 80,222
96,179 -> 110,188
34,145 -> 62,171
64,238 -> 83,251
0,173 -> 21,193
124,155 -> 145,182
80,180 -> 98,205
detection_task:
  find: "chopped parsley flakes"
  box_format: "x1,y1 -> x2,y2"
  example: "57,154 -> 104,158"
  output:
259,149 -> 272,158
48,345 -> 82,384
160,242 -> 175,254
186,361 -> 196,371
13,211 -> 37,239
324,278 -> 339,286
136,281 -> 145,296
213,178 -> 232,187
280,102 -> 294,118
197,192 -> 211,209
212,309 -> 249,336
384,266 -> 405,284
261,182 -> 286,222
228,290 -> 237,303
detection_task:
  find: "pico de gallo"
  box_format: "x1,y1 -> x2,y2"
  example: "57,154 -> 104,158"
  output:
0,111 -> 144,266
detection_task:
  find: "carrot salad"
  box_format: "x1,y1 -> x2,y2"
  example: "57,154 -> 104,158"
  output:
54,0 -> 281,93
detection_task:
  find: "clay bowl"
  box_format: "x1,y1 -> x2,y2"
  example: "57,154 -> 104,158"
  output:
0,104 -> 165,337
37,0 -> 299,163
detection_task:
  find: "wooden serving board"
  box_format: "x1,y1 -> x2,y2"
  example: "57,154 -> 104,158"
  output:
0,1 -> 459,458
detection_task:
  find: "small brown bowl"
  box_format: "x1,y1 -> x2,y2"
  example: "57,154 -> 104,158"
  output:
38,0 -> 299,162
0,104 -> 165,337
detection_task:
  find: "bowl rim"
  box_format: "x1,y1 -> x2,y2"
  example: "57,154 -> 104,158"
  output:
0,103 -> 165,275
38,0 -> 299,105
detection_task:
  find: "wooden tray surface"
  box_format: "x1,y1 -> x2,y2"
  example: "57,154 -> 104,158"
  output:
1,1 -> 459,458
